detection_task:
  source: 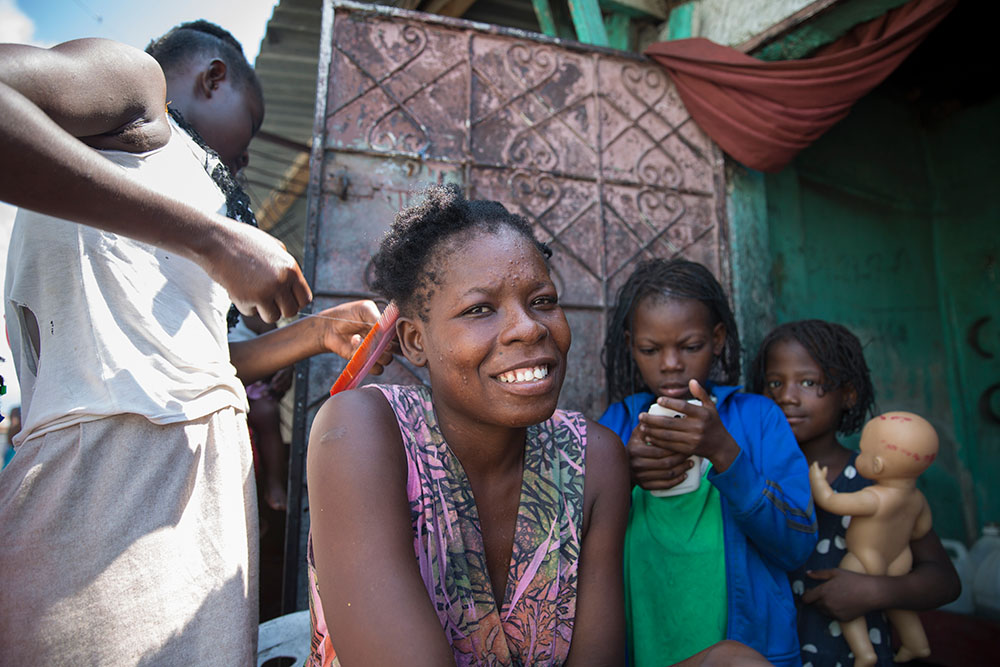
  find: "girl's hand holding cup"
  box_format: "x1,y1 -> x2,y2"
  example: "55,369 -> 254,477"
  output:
626,422 -> 696,493
638,379 -> 741,481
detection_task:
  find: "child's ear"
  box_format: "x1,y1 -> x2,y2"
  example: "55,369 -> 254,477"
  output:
198,59 -> 228,98
711,322 -> 726,356
397,317 -> 427,367
842,383 -> 858,410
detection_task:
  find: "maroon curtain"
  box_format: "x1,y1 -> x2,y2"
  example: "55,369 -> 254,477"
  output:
645,0 -> 957,173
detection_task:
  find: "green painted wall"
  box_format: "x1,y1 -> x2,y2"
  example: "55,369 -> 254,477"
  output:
759,90 -> 1000,544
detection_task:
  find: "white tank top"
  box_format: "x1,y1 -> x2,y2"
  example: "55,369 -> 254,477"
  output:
4,120 -> 247,446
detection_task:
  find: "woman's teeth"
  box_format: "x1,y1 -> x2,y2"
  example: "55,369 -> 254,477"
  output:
497,366 -> 548,383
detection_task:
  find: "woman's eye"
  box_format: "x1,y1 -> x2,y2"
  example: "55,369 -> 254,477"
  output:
532,295 -> 558,308
464,304 -> 492,316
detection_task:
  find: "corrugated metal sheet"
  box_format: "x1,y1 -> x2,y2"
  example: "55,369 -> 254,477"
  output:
245,0 -> 324,266
246,0 -> 542,266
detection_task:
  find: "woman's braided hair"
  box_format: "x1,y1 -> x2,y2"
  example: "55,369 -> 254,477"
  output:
370,183 -> 550,320
603,258 -> 741,403
748,319 -> 876,435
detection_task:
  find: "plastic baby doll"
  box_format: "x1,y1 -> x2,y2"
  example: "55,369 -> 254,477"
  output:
809,411 -> 938,667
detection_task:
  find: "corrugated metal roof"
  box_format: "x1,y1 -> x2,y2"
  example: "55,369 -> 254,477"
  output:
244,0 -> 543,265
245,0 -> 323,266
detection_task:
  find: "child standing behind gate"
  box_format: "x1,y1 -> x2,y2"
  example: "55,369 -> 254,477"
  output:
599,258 -> 817,667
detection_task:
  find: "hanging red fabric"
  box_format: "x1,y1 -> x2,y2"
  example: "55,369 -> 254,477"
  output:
644,0 -> 957,173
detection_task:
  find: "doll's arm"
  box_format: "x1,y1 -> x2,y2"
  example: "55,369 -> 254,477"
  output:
809,461 -> 880,517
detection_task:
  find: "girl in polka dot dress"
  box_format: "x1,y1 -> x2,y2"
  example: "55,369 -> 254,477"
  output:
750,320 -> 960,667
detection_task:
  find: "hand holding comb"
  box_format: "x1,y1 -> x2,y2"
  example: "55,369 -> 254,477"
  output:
330,302 -> 399,395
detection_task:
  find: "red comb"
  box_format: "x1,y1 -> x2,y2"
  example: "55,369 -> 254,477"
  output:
330,302 -> 399,395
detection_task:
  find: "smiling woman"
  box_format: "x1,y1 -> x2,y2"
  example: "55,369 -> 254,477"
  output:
304,184 -> 630,667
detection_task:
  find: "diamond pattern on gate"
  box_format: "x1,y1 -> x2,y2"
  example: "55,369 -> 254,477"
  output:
327,16 -> 469,159
322,8 -> 726,303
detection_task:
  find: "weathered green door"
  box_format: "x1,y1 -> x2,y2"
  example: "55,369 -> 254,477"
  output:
762,89 -> 1000,545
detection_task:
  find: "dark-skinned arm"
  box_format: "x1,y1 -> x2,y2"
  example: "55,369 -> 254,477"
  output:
564,421 -> 630,666
0,39 -> 310,322
306,388 -> 455,666
673,640 -> 773,666
229,301 -> 395,384
801,528 -> 961,621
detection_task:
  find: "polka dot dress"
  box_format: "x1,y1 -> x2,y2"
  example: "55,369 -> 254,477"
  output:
791,453 -> 895,667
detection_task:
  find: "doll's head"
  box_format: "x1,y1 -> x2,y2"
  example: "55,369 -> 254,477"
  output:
856,412 -> 938,481
603,259 -> 739,403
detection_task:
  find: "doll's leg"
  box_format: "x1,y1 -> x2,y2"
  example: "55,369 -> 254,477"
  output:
838,552 -> 878,667
886,609 -> 930,663
840,616 -> 878,667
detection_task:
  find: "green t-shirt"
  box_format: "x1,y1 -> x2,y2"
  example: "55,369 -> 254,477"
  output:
625,466 -> 727,666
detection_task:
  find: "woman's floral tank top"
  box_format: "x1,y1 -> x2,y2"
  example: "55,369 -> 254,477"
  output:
307,383 -> 587,666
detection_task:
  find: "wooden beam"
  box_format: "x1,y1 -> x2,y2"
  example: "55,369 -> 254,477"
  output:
665,0 -> 694,40
743,0 -> 911,60
736,0 -> 840,53
605,12 -> 632,50
532,0 -> 560,37
600,0 -> 667,20
568,0 -> 610,46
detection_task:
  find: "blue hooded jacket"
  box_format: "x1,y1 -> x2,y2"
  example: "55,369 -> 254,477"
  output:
599,384 -> 817,667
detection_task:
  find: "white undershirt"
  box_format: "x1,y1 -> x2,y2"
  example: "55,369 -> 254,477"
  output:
4,120 -> 247,446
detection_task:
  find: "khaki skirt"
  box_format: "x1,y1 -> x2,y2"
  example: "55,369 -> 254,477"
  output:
0,408 -> 258,665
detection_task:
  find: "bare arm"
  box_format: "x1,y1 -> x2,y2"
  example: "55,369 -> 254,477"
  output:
672,640 -> 773,666
229,301 -> 394,384
801,528 -> 961,621
810,461 -> 880,516
0,39 -> 310,322
565,421 -> 630,666
307,388 -> 455,666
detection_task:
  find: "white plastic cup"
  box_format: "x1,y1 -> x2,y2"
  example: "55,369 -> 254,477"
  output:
647,399 -> 703,497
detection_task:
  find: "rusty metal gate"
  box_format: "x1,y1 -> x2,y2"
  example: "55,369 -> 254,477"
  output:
285,0 -> 730,610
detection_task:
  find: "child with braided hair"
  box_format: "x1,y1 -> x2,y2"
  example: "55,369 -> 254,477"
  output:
0,21 -> 389,663
599,258 -> 817,667
750,320 -> 959,667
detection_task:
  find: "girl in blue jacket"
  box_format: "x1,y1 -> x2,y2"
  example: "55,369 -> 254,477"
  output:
599,259 -> 817,667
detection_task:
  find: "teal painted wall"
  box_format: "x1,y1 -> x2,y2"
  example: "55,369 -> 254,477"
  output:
760,90 -> 1000,544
